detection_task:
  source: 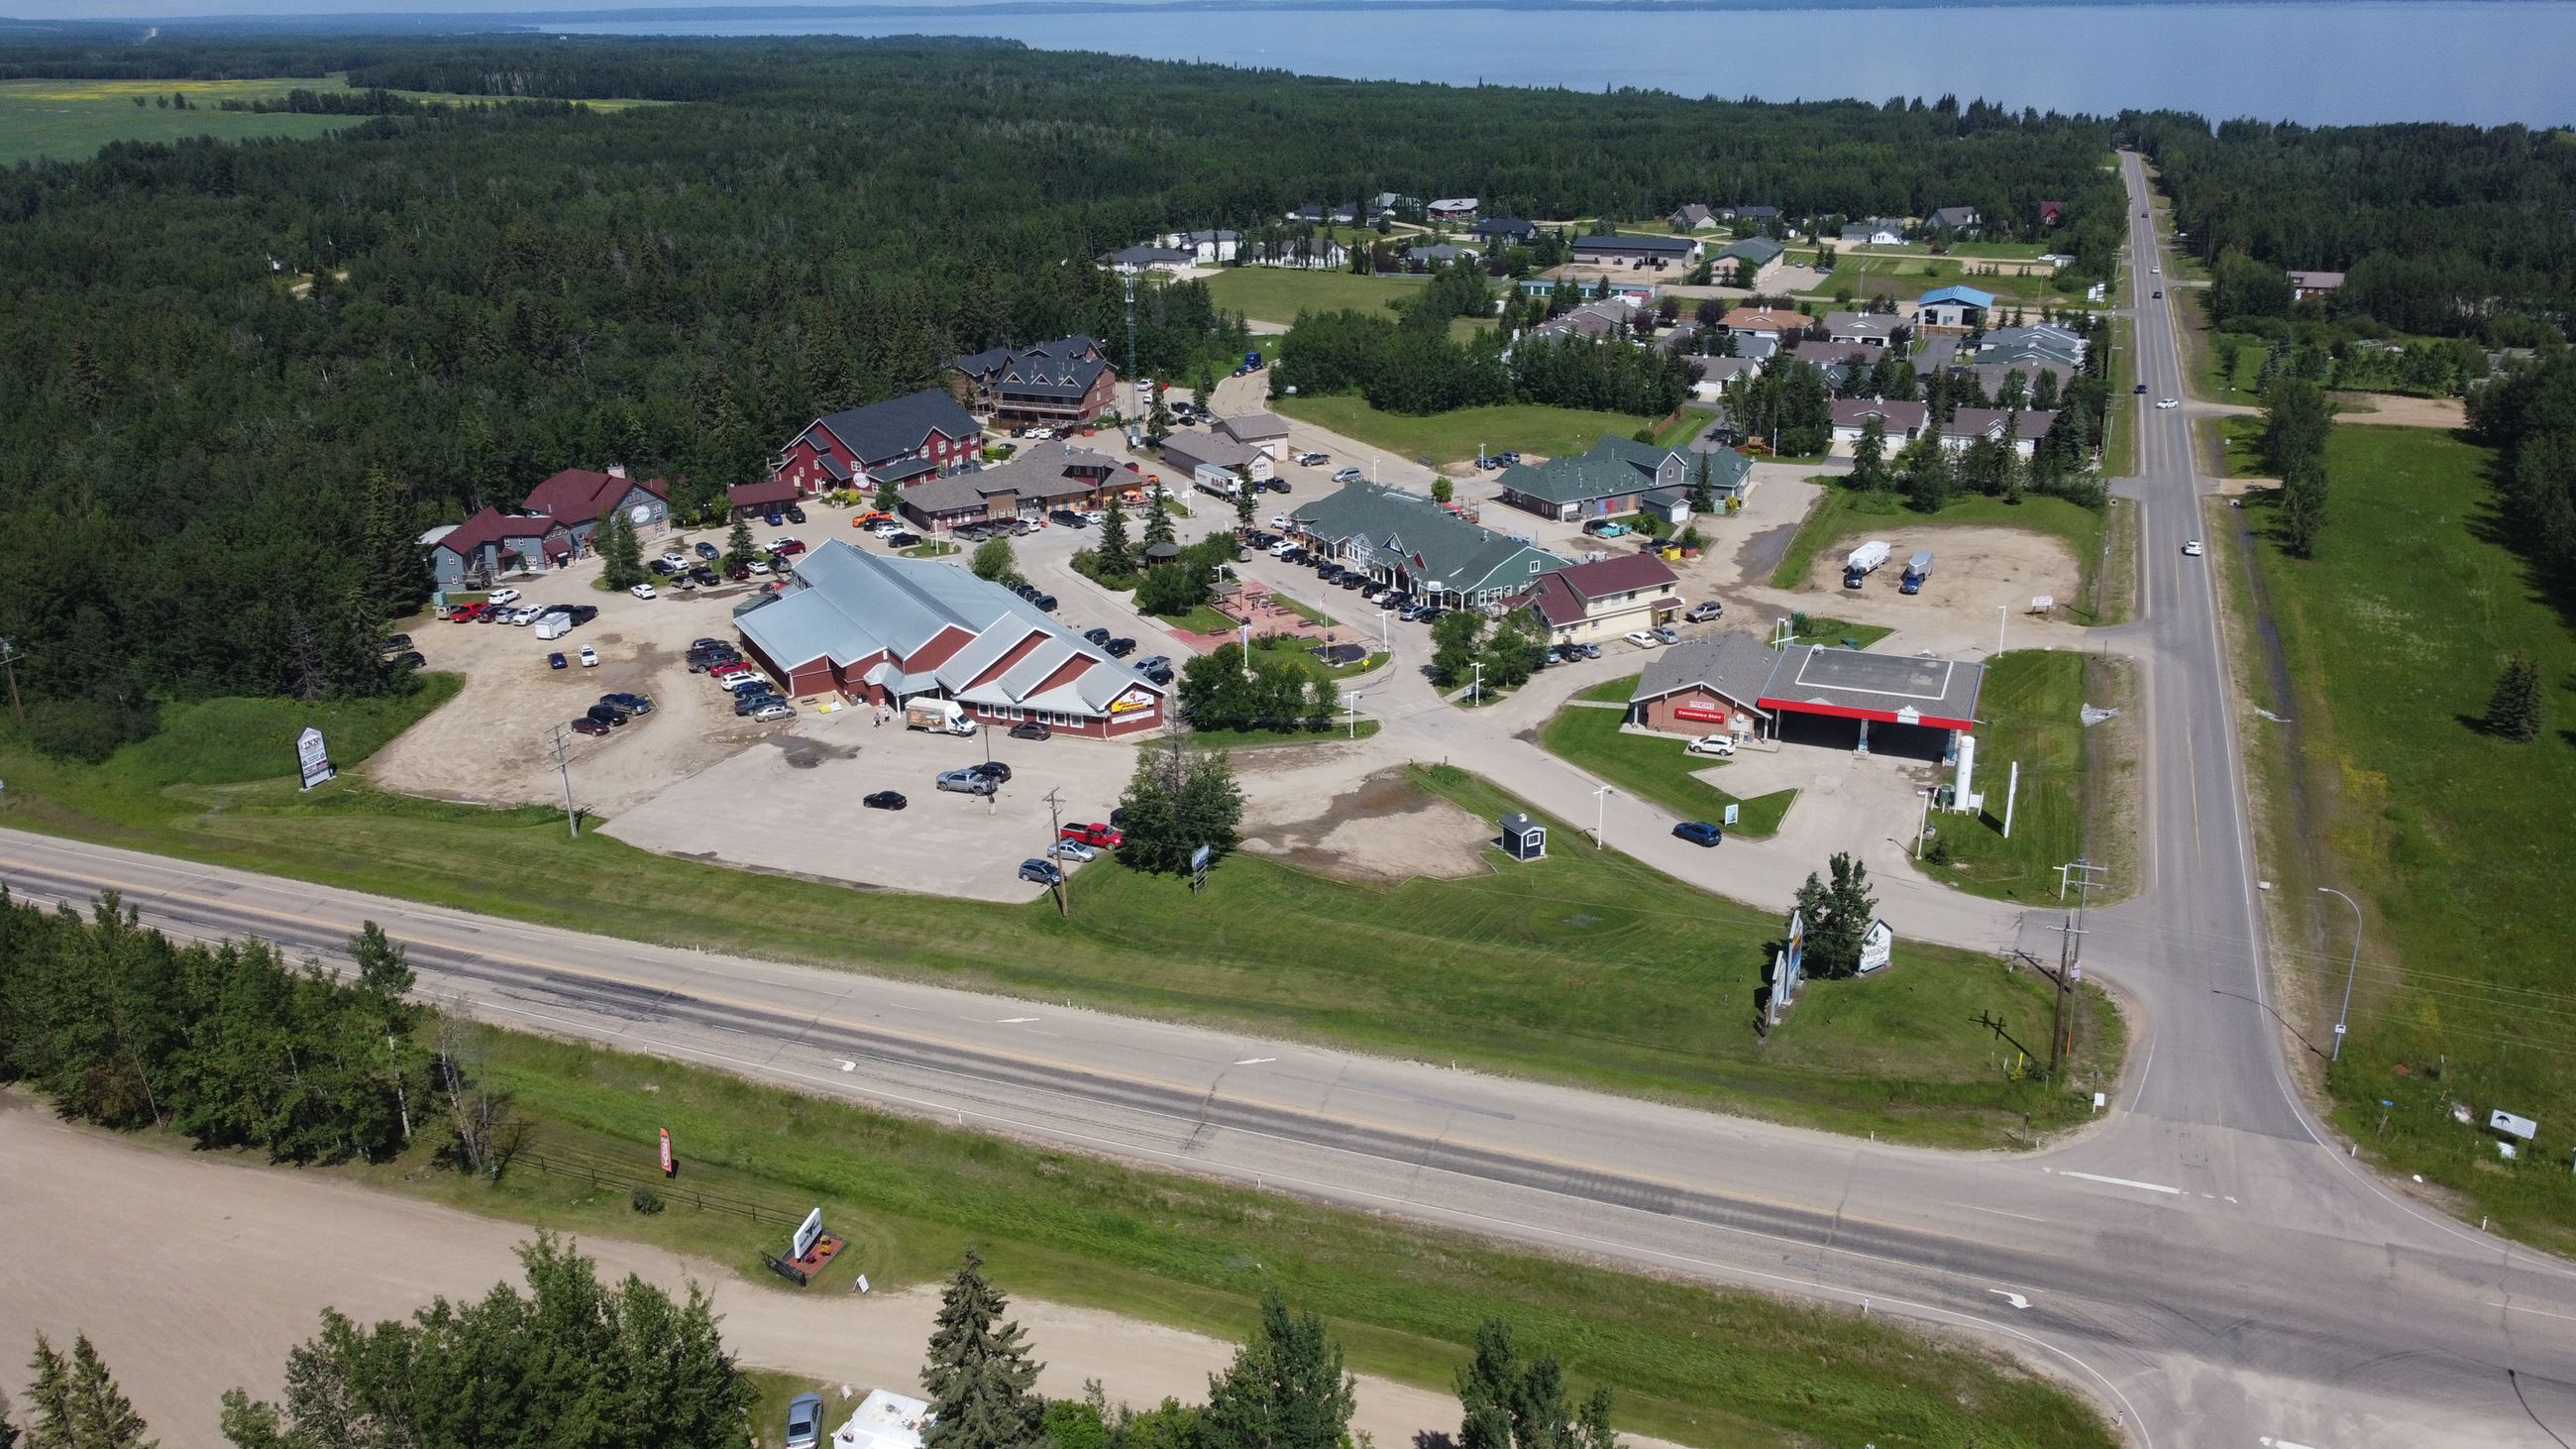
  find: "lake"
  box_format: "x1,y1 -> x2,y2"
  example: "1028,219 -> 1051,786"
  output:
544,1 -> 2576,126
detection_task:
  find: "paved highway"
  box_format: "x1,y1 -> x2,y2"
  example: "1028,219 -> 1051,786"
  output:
7,156 -> 2574,1447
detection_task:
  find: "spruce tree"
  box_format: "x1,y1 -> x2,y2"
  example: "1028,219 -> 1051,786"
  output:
1689,452 -> 1715,513
921,1251 -> 1046,1449
1234,474 -> 1256,529
66,1337 -> 152,1449
1201,1292 -> 1355,1449
1096,494 -> 1134,577
1852,417 -> 1886,491
21,1337 -> 72,1449
598,508 -> 646,589
1143,489 -> 1176,549
2486,652 -> 2544,742
0,1388 -> 19,1449
726,516 -> 757,567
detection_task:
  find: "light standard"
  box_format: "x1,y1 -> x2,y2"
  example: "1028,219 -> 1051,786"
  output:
1592,784 -> 1614,849
1914,787 -> 1933,861
1470,660 -> 1484,707
1995,603 -> 2007,655
1377,607 -> 1392,659
1346,692 -> 1360,739
2319,886 -> 2363,1062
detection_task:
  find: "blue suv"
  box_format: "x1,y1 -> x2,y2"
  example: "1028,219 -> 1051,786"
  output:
1672,821 -> 1724,847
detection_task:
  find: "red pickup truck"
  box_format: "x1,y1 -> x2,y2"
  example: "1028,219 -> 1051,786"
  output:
447,601 -> 488,622
1059,822 -> 1125,849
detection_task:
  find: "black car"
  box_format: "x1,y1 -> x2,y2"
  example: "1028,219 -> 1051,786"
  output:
1267,478 -> 1292,494
731,691 -> 783,717
692,636 -> 729,650
586,703 -> 630,727
1104,637 -> 1136,658
1014,582 -> 1039,599
689,567 -> 719,587
1139,662 -> 1174,685
1084,626 -> 1114,646
390,650 -> 427,670
566,604 -> 598,624
969,760 -> 1013,784
1028,591 -> 1057,611
695,541 -> 720,560
1048,508 -> 1088,528
1010,721 -> 1052,741
647,558 -> 676,576
862,790 -> 908,811
887,531 -> 922,548
1340,574 -> 1365,590
381,632 -> 412,652
1318,566 -> 1346,584
784,503 -> 807,523
600,692 -> 653,715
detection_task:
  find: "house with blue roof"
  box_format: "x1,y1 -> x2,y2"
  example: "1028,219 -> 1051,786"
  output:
1913,284 -> 1996,334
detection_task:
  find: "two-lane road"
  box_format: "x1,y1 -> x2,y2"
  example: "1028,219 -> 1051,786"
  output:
7,156 -> 2573,1447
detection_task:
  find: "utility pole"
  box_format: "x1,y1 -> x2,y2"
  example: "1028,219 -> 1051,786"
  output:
0,635 -> 23,726
2048,858 -> 2104,1076
1042,786 -> 1069,918
546,724 -> 580,839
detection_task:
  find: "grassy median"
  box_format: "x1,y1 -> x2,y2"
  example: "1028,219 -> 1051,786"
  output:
1536,699 -> 1797,836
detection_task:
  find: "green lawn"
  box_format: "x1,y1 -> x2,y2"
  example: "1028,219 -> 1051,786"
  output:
283,1023 -> 2113,1449
2226,424 -> 2576,1250
0,699 -> 2117,1148
1274,394 -> 1683,466
1537,701 -> 1797,836
1203,268 -> 1429,326
1248,633 -> 1386,679
1153,604 -> 1237,633
1781,615 -> 1894,650
1768,487 -> 2117,622
0,75 -> 658,167
2104,313 -> 2137,478
1919,650 -> 2127,902
2189,322 -> 2269,405
1809,258 -> 2089,309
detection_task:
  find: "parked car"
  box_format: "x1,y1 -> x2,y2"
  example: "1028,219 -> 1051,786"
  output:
578,646 -> 599,667
968,760 -> 1014,784
1577,641 -> 1601,659
769,537 -> 805,555
660,551 -> 689,570
1652,625 -> 1679,645
1020,858 -> 1064,886
1104,637 -> 1137,658
1683,601 -> 1724,622
1060,821 -> 1125,848
746,559 -> 771,576
1138,661 -> 1174,685
852,509 -> 894,530
753,702 -> 796,722
446,602 -> 486,622
708,659 -> 755,677
382,632 -> 413,652
1687,733 -> 1737,757
1084,626 -> 1114,646
786,1393 -> 824,1449
725,562 -> 751,582
862,790 -> 908,811
764,509 -> 784,526
600,692 -> 653,715
567,604 -> 599,624
1672,821 -> 1724,847
1027,591 -> 1057,611
1297,451 -> 1329,467
887,531 -> 923,548
571,717 -> 610,736
390,650 -> 426,670
629,583 -> 657,599
1269,540 -> 1298,558
695,541 -> 720,560
784,503 -> 807,524
1049,508 -> 1089,528
648,559 -> 677,577
1050,838 -> 1098,862
731,691 -> 784,716
488,588 -> 522,607
548,651 -> 569,670
587,703 -> 629,727
1496,450 -> 1521,465
1010,721 -> 1052,741
1340,574 -> 1365,590
1624,630 -> 1661,648
1332,467 -> 1364,484
937,769 -> 999,796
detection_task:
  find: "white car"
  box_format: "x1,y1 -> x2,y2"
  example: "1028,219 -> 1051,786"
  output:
510,605 -> 546,625
2182,539 -> 2204,557
1050,838 -> 1098,862
1687,733 -> 1738,757
578,646 -> 599,667
717,672 -> 771,693
2156,397 -> 2180,409
1027,427 -> 1057,441
1080,510 -> 1106,525
1624,630 -> 1662,649
1269,540 -> 1298,558
747,559 -> 771,575
659,551 -> 689,569
487,587 -> 522,607
1269,515 -> 1292,530
629,583 -> 657,599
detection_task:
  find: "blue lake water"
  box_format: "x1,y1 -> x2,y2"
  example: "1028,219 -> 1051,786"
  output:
544,2 -> 2576,126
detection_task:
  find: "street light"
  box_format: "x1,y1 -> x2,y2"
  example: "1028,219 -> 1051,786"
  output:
1914,787 -> 1933,861
1592,784 -> 1614,849
1995,603 -> 2007,655
2319,886 -> 2363,1062
1470,660 -> 1483,707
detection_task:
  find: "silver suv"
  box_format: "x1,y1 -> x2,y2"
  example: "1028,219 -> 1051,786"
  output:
935,768 -> 998,796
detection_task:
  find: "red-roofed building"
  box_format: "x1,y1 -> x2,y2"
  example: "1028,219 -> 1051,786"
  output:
2038,199 -> 2066,227
1512,552 -> 1681,645
519,465 -> 671,549
728,478 -> 803,516
428,507 -> 577,590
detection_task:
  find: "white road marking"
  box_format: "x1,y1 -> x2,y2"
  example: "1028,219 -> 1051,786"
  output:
2488,1301 -> 2576,1323
1987,1289 -> 2031,1310
838,1060 -> 856,1071
1234,1057 -> 1277,1065
2050,1169 -> 2182,1196
996,1016 -> 1040,1023
2259,1437 -> 2323,1449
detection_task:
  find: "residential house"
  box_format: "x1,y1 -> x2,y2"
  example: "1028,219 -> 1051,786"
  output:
1102,244 -> 1193,275
1571,233 -> 1702,268
950,337 -> 1120,429
1427,196 -> 1480,221
1954,358 -> 2076,398
735,540 -> 1165,736
1471,217 -> 1540,247
1926,205 -> 1981,234
2038,199 -> 2066,227
1531,296 -> 1642,341
771,389 -> 983,496
1828,398 -> 1930,455
519,465 -> 671,550
1403,242 -> 1481,267
1689,355 -> 1766,403
1715,236 -> 1786,285
1717,305 -> 1811,343
1155,229 -> 1241,264
1216,411 -> 1292,460
898,443 -> 1128,530
1516,552 -> 1684,645
1493,433 -> 1750,522
428,507 -> 576,589
1719,203 -> 1783,226
1626,630 -> 1780,739
1370,191 -> 1421,217
1249,236 -> 1349,270
1912,284 -> 1995,334
1839,218 -> 1906,247
1822,311 -> 1900,349
2288,270 -> 2346,300
1935,407 -> 2056,459
1790,339 -> 1881,377
1669,203 -> 1719,232
1157,427 -> 1276,484
1288,483 -> 1568,608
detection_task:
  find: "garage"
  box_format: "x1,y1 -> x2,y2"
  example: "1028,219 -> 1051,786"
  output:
1758,645 -> 1984,762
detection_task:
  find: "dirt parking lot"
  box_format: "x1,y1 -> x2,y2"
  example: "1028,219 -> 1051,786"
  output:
1234,755 -> 1493,883
601,705 -> 1140,901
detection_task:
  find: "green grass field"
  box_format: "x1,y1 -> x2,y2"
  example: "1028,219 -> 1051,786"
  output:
1537,702 -> 1797,836
0,75 -> 659,167
1782,615 -> 1894,649
1203,268 -> 1429,325
1918,650 -> 2126,902
1274,394 -> 1693,466
0,699 -> 2117,1148
286,1023 -> 2113,1449
2104,314 -> 2138,478
1768,488 -> 2117,622
2224,424 -> 2576,1248
1809,257 -> 2088,309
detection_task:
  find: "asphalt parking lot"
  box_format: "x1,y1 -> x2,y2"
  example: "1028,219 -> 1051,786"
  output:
598,704 -> 1140,902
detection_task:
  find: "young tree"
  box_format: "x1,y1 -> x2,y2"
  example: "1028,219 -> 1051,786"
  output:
1117,736 -> 1244,873
2485,652 -> 2545,742
724,515 -> 757,567
1851,416 -> 1887,491
1453,1320 -> 1617,1449
1234,475 -> 1256,530
21,1336 -> 75,1449
1430,609 -> 1487,689
63,1336 -> 152,1449
922,1251 -> 1047,1449
1194,361 -> 1219,410
971,536 -> 1024,590
1432,477 -> 1455,504
1096,494 -> 1134,577
2278,458 -> 2329,558
1793,852 -> 1878,978
597,508 -> 646,589
1147,388 -> 1174,446
1142,488 -> 1176,549
1201,1292 -> 1356,1449
875,476 -> 904,515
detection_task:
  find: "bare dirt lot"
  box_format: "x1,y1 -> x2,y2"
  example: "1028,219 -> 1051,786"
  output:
0,1103 -> 1626,1449
1762,523 -> 2088,657
2328,391 -> 2468,429
1234,757 -> 1493,883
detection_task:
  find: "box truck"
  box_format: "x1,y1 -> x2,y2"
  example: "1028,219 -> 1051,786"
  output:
905,699 -> 979,736
1842,539 -> 1891,589
1899,549 -> 1934,595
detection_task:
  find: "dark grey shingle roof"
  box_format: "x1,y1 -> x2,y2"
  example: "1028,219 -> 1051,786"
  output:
808,390 -> 981,467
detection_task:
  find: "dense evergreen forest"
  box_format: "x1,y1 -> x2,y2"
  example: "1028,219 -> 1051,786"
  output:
1,35 -> 2113,753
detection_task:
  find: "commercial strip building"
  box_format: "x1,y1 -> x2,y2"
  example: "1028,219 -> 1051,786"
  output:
1569,233 -> 1703,268
427,465 -> 671,588
1286,482 -> 1569,608
735,540 -> 1166,736
1492,433 -> 1749,522
1713,236 -> 1786,285
1629,632 -> 1985,758
770,390 -> 984,496
897,443 -> 1131,531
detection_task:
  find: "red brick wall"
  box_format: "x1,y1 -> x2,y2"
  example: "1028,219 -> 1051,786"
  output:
1637,687 -> 1756,735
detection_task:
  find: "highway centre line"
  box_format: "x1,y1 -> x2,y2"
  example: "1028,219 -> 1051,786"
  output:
2049,1169 -> 2183,1196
